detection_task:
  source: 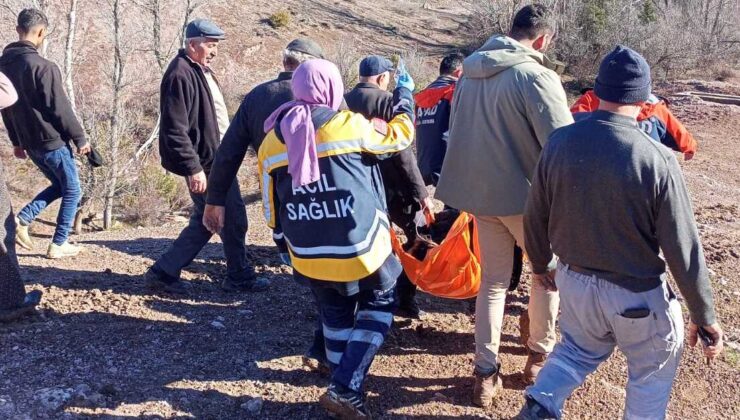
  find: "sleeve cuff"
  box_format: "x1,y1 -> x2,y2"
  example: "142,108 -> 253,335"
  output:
205,193 -> 227,206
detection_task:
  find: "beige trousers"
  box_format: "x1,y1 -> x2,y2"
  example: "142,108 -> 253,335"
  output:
474,215 -> 559,372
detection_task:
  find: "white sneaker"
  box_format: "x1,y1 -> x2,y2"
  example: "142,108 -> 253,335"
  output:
15,218 -> 34,250
47,241 -> 83,259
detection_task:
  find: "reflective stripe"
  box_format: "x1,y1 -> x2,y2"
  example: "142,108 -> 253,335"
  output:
356,310 -> 393,325
323,325 -> 352,341
272,231 -> 284,240
326,349 -> 343,365
348,329 -> 384,346
286,210 -> 389,256
261,140 -> 362,223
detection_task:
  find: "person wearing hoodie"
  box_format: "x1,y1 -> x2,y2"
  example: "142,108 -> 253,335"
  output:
259,59 -> 415,419
0,8 -> 90,260
414,52 -> 464,187
436,4 -> 573,407
0,71 -> 43,321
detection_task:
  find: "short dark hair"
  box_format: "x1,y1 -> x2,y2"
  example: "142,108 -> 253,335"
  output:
510,4 -> 555,41
17,8 -> 48,34
439,53 -> 465,76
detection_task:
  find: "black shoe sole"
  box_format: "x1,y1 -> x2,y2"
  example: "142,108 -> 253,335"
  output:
146,277 -> 189,295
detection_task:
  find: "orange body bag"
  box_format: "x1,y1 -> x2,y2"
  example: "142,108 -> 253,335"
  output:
390,212 -> 481,299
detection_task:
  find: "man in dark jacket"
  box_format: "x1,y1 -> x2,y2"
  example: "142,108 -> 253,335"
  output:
204,38 -> 325,219
202,38 -> 325,369
149,19 -> 268,295
414,53 -> 463,186
345,55 -> 430,319
0,8 -> 90,260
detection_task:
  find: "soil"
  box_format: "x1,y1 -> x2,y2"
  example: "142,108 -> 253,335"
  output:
2,1 -> 740,412
1,82 -> 738,420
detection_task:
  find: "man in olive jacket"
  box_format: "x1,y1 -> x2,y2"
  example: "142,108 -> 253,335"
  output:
436,4 -> 573,407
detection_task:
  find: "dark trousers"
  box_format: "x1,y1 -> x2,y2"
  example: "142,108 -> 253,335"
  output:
0,162 -> 27,310
312,281 -> 397,392
387,195 -> 419,303
153,178 -> 252,282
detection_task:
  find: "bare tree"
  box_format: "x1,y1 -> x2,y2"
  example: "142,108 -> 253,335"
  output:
103,0 -> 125,229
63,0 -> 79,112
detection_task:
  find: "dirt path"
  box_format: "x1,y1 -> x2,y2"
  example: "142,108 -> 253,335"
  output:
1,91 -> 739,419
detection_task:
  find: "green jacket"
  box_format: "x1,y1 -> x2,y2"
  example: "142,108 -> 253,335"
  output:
437,35 -> 573,216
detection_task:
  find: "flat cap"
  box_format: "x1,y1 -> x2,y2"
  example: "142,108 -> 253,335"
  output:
359,55 -> 394,77
185,18 -> 225,40
286,38 -> 324,59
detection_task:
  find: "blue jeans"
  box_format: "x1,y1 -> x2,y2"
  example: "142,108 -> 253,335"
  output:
312,280 -> 397,393
525,263 -> 684,420
17,146 -> 81,245
153,178 -> 253,282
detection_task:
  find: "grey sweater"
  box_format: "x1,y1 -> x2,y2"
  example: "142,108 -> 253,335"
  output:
524,111 -> 716,325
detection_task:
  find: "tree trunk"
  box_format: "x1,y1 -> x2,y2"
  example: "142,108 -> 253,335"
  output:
104,0 -> 125,230
63,0 -> 78,112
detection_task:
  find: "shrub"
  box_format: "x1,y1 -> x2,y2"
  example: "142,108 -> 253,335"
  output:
119,162 -> 190,226
328,40 -> 361,91
268,10 -> 291,29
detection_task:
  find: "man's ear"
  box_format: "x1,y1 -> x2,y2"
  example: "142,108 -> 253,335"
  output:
532,34 -> 546,51
453,68 -> 463,78
37,27 -> 47,39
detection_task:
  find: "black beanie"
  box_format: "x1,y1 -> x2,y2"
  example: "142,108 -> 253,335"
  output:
594,45 -> 651,104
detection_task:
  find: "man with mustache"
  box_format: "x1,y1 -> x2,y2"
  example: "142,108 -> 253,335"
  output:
149,19 -> 268,295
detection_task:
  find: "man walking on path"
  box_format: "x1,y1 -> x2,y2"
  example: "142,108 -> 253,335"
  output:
149,19 -> 268,295
436,4 -> 573,406
204,38 -> 325,232
345,55 -> 430,319
0,8 -> 90,260
517,45 -> 723,420
0,71 -> 43,321
203,37 -> 325,368
414,52 -> 464,187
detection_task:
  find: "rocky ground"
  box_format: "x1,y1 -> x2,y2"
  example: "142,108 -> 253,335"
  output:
1,83 -> 739,419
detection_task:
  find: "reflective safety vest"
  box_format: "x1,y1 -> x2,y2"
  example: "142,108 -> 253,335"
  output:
258,88 -> 415,282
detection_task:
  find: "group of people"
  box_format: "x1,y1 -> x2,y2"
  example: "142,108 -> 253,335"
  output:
0,3 -> 725,420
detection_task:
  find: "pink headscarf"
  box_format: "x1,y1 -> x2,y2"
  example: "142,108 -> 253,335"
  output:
264,59 -> 344,187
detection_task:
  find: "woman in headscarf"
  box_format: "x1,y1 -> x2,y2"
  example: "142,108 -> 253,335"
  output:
259,59 -> 415,419
0,71 -> 42,322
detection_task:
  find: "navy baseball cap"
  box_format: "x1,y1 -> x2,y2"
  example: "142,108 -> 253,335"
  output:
185,19 -> 225,40
359,55 -> 394,77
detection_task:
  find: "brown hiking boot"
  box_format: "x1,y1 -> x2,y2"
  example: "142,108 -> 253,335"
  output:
473,364 -> 502,408
524,350 -> 548,384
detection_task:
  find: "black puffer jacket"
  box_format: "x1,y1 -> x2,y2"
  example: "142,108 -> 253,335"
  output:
159,50 -> 220,176
0,41 -> 86,152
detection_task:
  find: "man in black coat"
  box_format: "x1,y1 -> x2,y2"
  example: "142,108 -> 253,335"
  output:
203,38 -> 325,225
0,8 -> 90,260
149,19 -> 268,295
345,55 -> 430,319
202,38 -> 329,372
